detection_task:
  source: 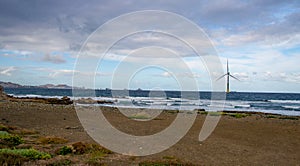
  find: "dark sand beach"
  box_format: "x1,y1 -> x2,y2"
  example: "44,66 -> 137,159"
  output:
0,99 -> 299,165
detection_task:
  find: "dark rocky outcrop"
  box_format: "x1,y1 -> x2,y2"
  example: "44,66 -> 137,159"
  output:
75,98 -> 114,104
0,85 -> 72,104
7,95 -> 73,105
0,85 -> 8,101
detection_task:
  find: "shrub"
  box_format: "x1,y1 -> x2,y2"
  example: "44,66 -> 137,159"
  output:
71,142 -> 88,154
162,156 -> 176,160
279,116 -> 299,120
0,131 -> 23,147
0,148 -> 51,160
86,151 -> 107,165
128,115 -> 150,120
164,110 -> 179,114
87,143 -> 112,155
0,131 -> 9,136
229,113 -> 249,118
57,142 -> 112,156
18,128 -> 38,135
0,124 -> 9,131
0,152 -> 28,166
38,136 -> 68,144
57,146 -> 73,155
266,115 -> 277,119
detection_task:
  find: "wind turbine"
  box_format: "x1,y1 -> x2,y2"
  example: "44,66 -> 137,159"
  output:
216,59 -> 240,93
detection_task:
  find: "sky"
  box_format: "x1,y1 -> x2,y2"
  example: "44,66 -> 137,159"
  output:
0,0 -> 299,93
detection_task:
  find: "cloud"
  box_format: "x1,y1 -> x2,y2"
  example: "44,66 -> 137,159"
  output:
232,72 -> 249,81
42,54 -> 66,64
155,71 -> 202,79
0,66 -> 16,76
0,0 -> 299,91
0,42 -> 4,49
0,0 -> 298,58
45,68 -> 111,78
260,71 -> 300,83
161,71 -> 172,77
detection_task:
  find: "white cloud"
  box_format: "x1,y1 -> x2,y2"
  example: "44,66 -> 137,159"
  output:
0,66 -> 16,76
162,71 -> 171,77
0,0 -> 299,91
46,68 -> 111,78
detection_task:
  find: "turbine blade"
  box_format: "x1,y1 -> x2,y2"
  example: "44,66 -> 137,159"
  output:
216,74 -> 227,81
229,74 -> 240,81
227,59 -> 229,73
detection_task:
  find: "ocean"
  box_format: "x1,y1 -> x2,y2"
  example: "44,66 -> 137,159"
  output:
3,88 -> 300,116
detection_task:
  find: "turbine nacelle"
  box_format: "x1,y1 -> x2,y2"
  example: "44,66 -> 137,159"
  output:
216,59 -> 240,93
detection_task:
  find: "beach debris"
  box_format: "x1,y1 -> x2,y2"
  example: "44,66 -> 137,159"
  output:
65,126 -> 80,130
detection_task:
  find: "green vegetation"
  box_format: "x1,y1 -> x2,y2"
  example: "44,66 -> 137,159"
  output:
207,112 -> 223,116
195,109 -> 206,114
57,142 -> 112,156
228,113 -> 249,118
0,131 -> 23,147
0,148 -> 51,160
57,145 -> 73,155
199,111 -> 208,115
129,115 -> 150,120
86,151 -> 107,165
162,156 -> 176,160
0,124 -> 9,131
0,130 -> 9,135
56,142 -> 112,165
266,115 -> 278,119
279,116 -> 299,120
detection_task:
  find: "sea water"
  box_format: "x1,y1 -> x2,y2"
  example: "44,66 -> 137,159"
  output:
3,88 -> 300,116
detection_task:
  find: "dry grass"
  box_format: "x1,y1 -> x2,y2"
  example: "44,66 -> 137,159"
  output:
38,136 -> 68,144
139,160 -> 195,166
56,142 -> 113,155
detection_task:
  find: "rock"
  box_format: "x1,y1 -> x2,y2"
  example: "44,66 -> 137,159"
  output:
7,95 -> 73,105
75,98 -> 114,104
194,109 -> 206,114
76,98 -> 97,104
0,85 -> 8,101
45,96 -> 73,105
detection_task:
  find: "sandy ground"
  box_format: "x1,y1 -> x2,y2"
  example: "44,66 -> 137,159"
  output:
0,101 -> 299,165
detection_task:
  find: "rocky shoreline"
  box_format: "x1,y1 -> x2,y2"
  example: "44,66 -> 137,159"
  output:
0,86 -> 115,105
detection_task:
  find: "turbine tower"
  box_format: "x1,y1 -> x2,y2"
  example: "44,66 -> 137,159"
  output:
216,59 -> 239,93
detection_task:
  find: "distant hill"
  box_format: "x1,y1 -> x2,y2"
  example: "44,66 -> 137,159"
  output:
0,81 -> 23,88
0,81 -> 76,89
37,84 -> 73,89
